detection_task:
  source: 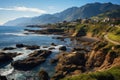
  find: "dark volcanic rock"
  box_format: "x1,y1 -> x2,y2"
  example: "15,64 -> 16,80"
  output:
16,44 -> 40,50
26,45 -> 40,50
51,43 -> 57,46
53,36 -> 65,41
0,52 -> 13,66
29,50 -> 52,58
38,70 -> 50,80
7,52 -> 22,58
0,75 -> 7,80
11,57 -> 45,70
59,46 -> 67,51
11,50 -> 52,70
16,44 -> 25,48
2,47 -> 16,50
48,47 -> 55,50
50,58 -> 58,64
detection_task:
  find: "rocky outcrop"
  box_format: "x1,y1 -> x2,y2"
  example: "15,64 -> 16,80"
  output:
25,45 -> 40,50
51,43 -> 57,46
53,41 -> 120,79
52,36 -> 66,41
0,75 -> 7,80
53,52 -> 86,79
25,28 -> 64,35
59,46 -> 67,51
16,44 -> 40,50
11,57 -> 45,71
2,47 -> 16,50
11,50 -> 52,70
0,52 -> 13,66
50,58 -> 58,64
38,70 -> 50,80
7,52 -> 22,58
16,44 -> 25,48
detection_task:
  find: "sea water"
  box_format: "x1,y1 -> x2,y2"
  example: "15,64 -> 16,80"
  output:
0,26 -> 71,80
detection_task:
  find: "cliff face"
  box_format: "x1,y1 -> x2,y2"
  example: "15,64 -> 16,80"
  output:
52,41 -> 120,79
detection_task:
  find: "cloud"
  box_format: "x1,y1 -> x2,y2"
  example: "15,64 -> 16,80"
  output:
0,6 -> 47,14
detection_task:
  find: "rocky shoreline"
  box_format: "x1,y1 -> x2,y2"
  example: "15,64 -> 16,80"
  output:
0,26 -> 120,80
11,50 -> 52,71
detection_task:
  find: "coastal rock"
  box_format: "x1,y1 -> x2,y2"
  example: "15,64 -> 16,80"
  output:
29,50 -> 52,58
85,50 -> 107,69
50,58 -> 58,64
26,45 -> 40,50
11,57 -> 45,70
0,75 -> 7,80
97,51 -> 118,70
42,46 -> 48,48
7,52 -> 23,58
51,43 -> 57,46
0,52 -> 13,66
52,71 -> 65,80
2,47 -> 16,50
16,44 -> 40,50
25,28 -> 64,35
38,70 -> 50,80
53,52 -> 86,79
16,44 -> 25,48
11,50 -> 52,70
48,47 -> 55,50
59,46 -> 67,51
72,47 -> 85,52
53,36 -> 65,41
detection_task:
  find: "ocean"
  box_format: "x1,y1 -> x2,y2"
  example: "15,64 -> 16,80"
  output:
0,26 -> 71,80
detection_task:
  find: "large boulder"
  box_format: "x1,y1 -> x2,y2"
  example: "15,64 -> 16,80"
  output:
51,43 -> 57,46
59,46 -> 67,51
26,45 -> 40,50
5,52 -> 22,58
38,70 -> 50,80
11,50 -> 52,70
0,52 -> 13,66
16,44 -> 40,50
16,44 -> 25,48
2,47 -> 16,50
53,52 -> 86,79
11,57 -> 45,70
0,75 -> 7,80
50,58 -> 58,64
29,50 -> 52,58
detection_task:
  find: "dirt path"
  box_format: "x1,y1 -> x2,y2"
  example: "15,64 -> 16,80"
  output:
104,35 -> 120,45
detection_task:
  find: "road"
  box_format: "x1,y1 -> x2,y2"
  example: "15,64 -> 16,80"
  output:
104,34 -> 120,45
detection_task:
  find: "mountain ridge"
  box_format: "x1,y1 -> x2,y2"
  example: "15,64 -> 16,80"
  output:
4,2 -> 120,26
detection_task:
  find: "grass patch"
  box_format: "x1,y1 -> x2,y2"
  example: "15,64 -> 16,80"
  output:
108,33 -> 120,43
61,66 -> 120,80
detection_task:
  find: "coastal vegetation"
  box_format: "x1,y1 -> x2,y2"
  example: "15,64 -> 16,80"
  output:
62,66 -> 120,80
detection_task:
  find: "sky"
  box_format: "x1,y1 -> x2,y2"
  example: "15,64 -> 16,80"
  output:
0,0 -> 120,25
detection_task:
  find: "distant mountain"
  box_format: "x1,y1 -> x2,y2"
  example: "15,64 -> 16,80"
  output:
30,14 -> 62,25
4,2 -> 120,26
4,17 -> 31,26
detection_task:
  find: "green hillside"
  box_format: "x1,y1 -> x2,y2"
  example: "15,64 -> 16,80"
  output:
62,66 -> 120,80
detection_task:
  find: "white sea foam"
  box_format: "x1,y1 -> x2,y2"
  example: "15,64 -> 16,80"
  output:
0,68 -> 14,76
13,49 -> 33,61
4,33 -> 27,36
